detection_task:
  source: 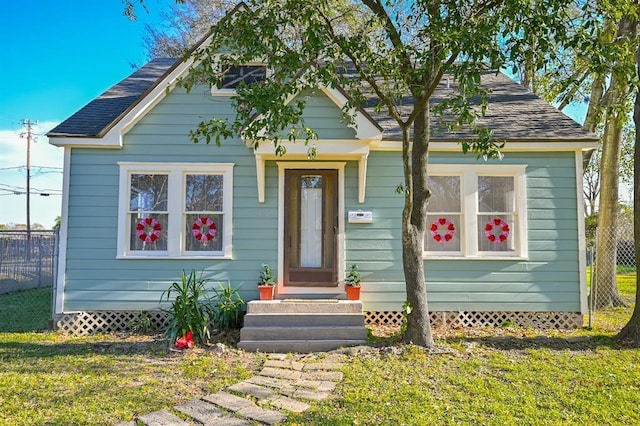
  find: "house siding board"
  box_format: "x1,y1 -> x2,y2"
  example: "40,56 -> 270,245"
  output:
62,83 -> 582,314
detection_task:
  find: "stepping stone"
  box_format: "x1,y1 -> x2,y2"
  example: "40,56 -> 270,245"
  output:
175,399 -> 251,426
294,379 -> 337,392
303,362 -> 343,371
260,366 -> 303,381
293,388 -> 330,401
247,375 -> 294,391
301,371 -> 343,381
137,410 -> 189,426
203,391 -> 285,425
264,360 -> 305,371
269,396 -> 311,413
267,353 -> 288,360
228,381 -> 278,399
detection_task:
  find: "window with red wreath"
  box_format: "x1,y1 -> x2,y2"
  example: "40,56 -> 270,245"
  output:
425,175 -> 461,253
477,176 -> 515,253
128,174 -> 169,251
423,165 -> 525,258
119,163 -> 233,258
184,174 -> 223,252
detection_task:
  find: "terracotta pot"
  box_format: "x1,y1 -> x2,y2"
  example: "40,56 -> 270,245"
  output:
258,285 -> 274,300
345,285 -> 361,300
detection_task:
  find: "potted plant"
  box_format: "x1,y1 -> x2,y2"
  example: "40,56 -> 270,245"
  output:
258,263 -> 276,300
344,263 -> 361,300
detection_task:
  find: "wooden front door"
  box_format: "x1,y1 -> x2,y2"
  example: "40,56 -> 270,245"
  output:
284,170 -> 338,287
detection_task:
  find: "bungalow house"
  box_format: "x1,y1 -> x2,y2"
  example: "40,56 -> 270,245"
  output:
48,23 -> 597,345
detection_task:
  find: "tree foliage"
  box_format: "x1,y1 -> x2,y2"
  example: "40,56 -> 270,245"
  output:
177,0 -> 575,347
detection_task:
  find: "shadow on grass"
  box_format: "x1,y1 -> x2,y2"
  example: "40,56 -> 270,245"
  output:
448,333 -> 629,351
0,337 -> 171,360
368,328 -> 633,352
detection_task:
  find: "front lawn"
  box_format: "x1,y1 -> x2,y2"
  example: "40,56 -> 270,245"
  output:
0,274 -> 637,425
0,332 -> 259,425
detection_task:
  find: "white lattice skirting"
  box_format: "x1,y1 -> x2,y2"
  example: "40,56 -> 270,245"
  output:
365,311 -> 583,329
54,310 -> 583,336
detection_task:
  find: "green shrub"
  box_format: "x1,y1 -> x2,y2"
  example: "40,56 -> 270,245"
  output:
212,281 -> 245,330
161,270 -> 214,345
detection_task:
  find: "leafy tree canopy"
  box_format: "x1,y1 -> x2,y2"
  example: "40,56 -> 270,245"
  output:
176,0 -> 578,347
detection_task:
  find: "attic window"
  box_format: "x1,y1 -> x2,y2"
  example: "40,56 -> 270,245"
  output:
212,64 -> 266,95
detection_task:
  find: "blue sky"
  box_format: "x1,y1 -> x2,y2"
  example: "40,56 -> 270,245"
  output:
0,0 -> 171,227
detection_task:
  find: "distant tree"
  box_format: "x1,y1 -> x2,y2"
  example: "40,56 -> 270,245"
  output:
53,216 -> 62,231
142,0 -> 236,59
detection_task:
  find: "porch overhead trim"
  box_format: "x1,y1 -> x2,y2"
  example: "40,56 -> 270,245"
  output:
253,139 -> 371,203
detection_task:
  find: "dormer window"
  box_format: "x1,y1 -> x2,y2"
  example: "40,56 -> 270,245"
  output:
212,64 -> 267,95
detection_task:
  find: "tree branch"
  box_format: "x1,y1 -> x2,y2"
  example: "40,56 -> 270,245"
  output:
360,0 -> 414,78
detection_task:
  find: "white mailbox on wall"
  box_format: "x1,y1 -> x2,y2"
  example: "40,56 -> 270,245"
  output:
348,210 -> 373,224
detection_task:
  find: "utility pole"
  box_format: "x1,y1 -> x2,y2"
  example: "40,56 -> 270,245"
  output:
20,119 -> 37,237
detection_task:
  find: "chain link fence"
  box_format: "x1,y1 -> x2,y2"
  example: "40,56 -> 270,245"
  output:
0,230 -> 58,332
587,223 -> 637,328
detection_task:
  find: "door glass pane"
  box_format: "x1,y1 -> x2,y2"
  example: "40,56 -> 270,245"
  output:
300,175 -> 323,267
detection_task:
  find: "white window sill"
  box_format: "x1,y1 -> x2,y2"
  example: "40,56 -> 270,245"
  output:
116,255 -> 233,260
424,255 -> 528,261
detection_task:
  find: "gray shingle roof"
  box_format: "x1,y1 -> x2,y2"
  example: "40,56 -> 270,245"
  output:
47,58 -> 177,137
363,71 -> 596,141
48,60 -> 596,142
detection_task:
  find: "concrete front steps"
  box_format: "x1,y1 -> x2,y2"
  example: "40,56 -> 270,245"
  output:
238,300 -> 367,353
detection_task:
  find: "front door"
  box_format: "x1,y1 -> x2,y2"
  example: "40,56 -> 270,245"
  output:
284,169 -> 338,286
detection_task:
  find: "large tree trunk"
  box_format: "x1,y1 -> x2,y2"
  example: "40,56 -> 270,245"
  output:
617,45 -> 640,346
582,74 -> 605,171
401,101 -> 434,347
593,15 -> 638,309
594,105 -> 627,308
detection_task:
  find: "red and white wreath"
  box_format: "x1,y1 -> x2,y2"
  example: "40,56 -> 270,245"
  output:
192,216 -> 217,242
430,217 -> 455,243
136,217 -> 162,243
484,217 -> 510,243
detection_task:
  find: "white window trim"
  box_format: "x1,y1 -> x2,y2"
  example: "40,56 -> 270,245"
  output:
424,164 -> 528,260
210,61 -> 270,96
117,162 -> 234,259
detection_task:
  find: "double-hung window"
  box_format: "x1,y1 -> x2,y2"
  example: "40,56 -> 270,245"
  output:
425,164 -> 527,259
118,163 -> 234,258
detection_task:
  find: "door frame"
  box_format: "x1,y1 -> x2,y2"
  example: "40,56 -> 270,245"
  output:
277,161 -> 346,295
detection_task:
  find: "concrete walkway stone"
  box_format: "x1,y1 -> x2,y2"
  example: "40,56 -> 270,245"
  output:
137,410 -> 190,425
174,399 -> 251,426
120,352 -> 346,425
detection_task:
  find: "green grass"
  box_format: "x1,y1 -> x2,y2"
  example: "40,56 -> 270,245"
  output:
0,332 -> 258,425
0,287 -> 51,332
1,275 -> 638,425
290,339 -> 640,425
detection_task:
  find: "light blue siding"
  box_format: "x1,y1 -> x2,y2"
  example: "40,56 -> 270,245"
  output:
349,151 -> 582,312
62,84 -> 582,314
